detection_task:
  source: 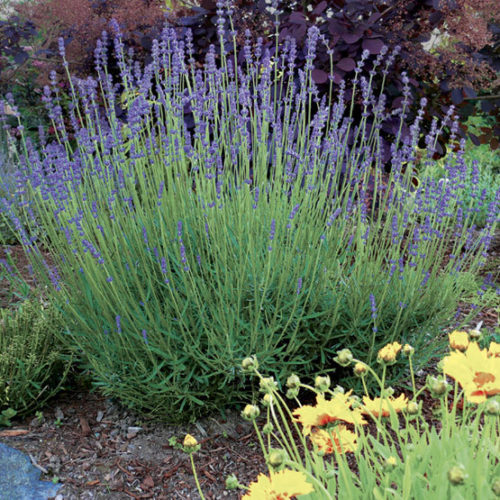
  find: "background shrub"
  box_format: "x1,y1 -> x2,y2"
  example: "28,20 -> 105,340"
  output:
0,298 -> 72,417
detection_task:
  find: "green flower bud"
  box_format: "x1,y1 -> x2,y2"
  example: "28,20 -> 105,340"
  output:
225,474 -> 241,490
259,376 -> 278,394
427,375 -> 450,398
333,385 -> 345,395
334,348 -> 353,367
406,401 -> 420,415
267,449 -> 285,468
286,387 -> 299,399
241,356 -> 258,372
384,456 -> 398,470
262,422 -> 274,435
261,393 -> 273,407
241,404 -> 260,421
485,399 -> 500,416
286,374 -> 301,389
448,465 -> 467,485
314,375 -> 331,392
492,477 -> 500,497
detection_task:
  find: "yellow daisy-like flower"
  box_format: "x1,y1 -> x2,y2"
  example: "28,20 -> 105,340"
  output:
448,330 -> 469,352
362,394 -> 409,418
488,342 -> 500,358
242,469 -> 314,500
309,425 -> 358,455
442,341 -> 500,403
377,342 -> 402,364
292,391 -> 366,436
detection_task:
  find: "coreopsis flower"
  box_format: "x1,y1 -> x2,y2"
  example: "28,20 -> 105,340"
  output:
448,330 -> 469,352
377,342 -> 402,364
442,341 -> 500,404
362,394 -> 408,418
293,391 -> 366,436
242,469 -> 314,499
309,425 -> 358,454
384,456 -> 398,470
488,342 -> 500,358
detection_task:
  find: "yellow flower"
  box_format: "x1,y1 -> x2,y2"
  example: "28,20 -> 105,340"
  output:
292,391 -> 366,436
377,342 -> 402,364
488,342 -> 500,358
242,469 -> 314,499
182,434 -> 199,453
442,341 -> 500,403
309,425 -> 358,454
448,330 -> 469,352
362,394 -> 408,418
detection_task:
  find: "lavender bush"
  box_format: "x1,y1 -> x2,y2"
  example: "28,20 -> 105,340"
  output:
0,10 -> 497,421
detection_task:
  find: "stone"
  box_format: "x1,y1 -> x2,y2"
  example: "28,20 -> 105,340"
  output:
0,442 -> 62,499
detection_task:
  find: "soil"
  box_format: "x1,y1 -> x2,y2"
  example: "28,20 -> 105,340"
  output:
0,231 -> 498,499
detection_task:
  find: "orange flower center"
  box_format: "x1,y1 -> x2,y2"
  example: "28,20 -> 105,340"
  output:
473,372 -> 495,387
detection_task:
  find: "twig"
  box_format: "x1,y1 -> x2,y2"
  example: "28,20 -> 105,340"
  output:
29,453 -> 48,474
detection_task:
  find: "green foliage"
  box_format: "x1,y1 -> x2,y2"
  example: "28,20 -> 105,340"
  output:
0,407 -> 16,426
0,299 -> 73,418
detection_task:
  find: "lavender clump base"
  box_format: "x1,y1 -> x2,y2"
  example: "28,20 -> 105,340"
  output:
0,443 -> 61,499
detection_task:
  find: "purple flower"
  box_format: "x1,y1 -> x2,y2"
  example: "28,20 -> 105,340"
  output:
296,277 -> 303,295
142,329 -> 148,344
369,293 -> 377,320
116,315 -> 121,334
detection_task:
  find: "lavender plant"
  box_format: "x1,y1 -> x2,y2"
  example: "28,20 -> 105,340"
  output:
0,8 -> 497,420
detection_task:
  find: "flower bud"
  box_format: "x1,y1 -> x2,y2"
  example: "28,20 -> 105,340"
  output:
241,356 -> 259,372
267,449 -> 285,468
406,401 -> 420,415
427,375 -> 450,398
225,474 -> 241,490
383,386 -> 395,397
262,422 -> 274,435
377,342 -> 402,365
241,404 -> 260,421
333,385 -> 345,395
353,362 -> 368,377
262,393 -> 273,407
334,348 -> 353,367
384,456 -> 397,470
183,434 -> 200,453
448,465 -> 467,485
402,344 -> 414,356
286,373 -> 301,389
448,330 -> 469,352
485,399 -> 500,416
492,477 -> 500,497
259,376 -> 278,394
286,387 -> 299,399
468,329 -> 482,341
314,375 -> 331,392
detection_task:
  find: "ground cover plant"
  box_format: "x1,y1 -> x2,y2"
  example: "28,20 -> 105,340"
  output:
0,5 -> 498,423
0,298 -> 72,421
187,332 -> 500,499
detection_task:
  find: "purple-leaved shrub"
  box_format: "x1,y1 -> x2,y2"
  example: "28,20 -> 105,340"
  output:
0,11 -> 497,421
